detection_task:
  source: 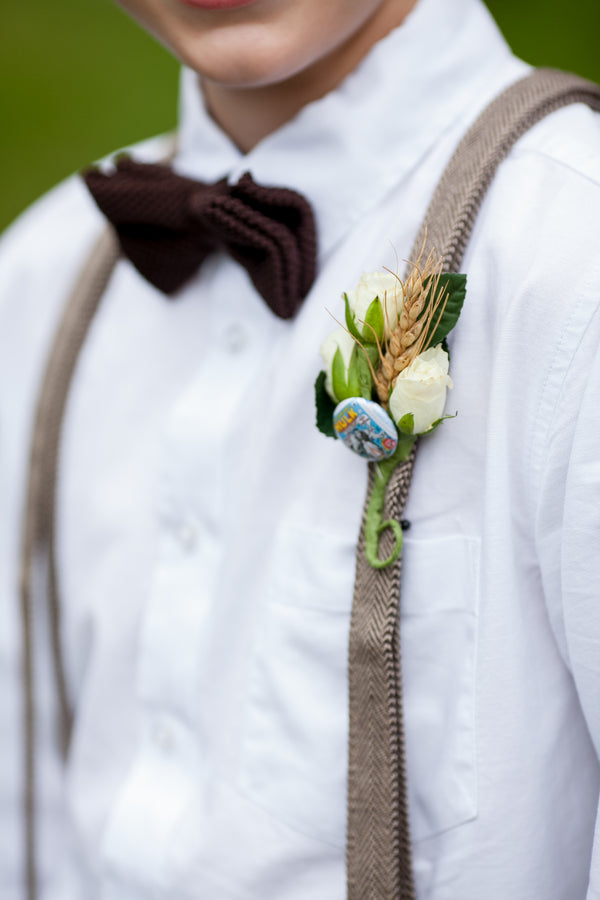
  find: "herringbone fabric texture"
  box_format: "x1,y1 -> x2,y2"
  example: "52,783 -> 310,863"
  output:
19,227 -> 120,900
416,68 -> 600,274
346,68 -> 600,900
347,452 -> 417,900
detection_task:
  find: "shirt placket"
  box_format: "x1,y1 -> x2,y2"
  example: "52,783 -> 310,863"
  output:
98,260 -> 272,895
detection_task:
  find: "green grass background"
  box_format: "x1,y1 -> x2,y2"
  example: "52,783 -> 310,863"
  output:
2,0 -> 599,232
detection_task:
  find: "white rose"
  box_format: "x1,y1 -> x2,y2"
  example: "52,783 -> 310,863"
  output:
319,326 -> 357,401
388,346 -> 453,435
346,270 -> 404,339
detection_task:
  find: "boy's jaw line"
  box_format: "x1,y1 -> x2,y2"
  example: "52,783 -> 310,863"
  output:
197,0 -> 418,153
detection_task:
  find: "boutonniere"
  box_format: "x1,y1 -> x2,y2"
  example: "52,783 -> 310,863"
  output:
315,243 -> 467,569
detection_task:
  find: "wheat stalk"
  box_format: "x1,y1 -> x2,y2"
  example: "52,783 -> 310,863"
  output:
375,239 -> 448,407
330,233 -> 449,411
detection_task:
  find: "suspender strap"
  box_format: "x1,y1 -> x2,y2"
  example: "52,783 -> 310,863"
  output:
346,68 -> 600,900
416,67 -> 600,273
19,71 -> 600,900
20,228 -> 120,900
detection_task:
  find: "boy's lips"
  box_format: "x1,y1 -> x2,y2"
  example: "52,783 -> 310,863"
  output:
180,0 -> 258,9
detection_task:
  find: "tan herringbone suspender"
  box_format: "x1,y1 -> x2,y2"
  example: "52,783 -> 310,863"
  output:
415,68 -> 600,273
20,228 -> 119,900
346,69 -> 600,900
19,71 -> 600,900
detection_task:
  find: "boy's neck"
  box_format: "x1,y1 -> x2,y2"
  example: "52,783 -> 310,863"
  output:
201,1 -> 416,153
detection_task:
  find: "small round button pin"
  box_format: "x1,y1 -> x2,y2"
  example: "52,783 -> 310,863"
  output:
176,520 -> 198,552
333,397 -> 399,461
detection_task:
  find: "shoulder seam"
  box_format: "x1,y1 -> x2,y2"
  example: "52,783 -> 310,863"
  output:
508,145 -> 600,191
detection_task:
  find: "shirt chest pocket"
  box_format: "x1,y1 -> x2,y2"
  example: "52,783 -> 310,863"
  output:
401,535 -> 480,843
238,528 -> 480,849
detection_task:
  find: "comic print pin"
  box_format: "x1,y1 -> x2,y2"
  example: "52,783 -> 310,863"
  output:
333,398 -> 398,461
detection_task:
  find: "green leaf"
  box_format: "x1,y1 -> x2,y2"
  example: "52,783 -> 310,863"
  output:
355,348 -> 374,399
366,343 -> 380,368
344,293 -> 364,342
345,345 -> 363,398
397,412 -> 415,435
424,411 -> 458,434
314,371 -> 337,439
425,273 -> 467,348
423,417 -> 443,435
331,345 -> 349,401
363,297 -> 384,344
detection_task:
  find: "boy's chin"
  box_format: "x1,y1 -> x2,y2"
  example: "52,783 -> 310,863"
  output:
177,42 -> 320,91
116,0 -> 413,92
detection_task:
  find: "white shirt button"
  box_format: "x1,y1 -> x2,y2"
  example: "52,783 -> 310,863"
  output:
152,721 -> 175,753
176,520 -> 198,552
224,323 -> 247,354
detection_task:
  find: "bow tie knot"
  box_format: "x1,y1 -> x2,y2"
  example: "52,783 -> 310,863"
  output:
83,157 -> 317,319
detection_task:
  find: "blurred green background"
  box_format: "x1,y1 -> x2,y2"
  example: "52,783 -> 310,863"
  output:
2,0 -> 599,232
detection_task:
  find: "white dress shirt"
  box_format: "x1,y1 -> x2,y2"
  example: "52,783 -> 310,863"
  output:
2,0 -> 600,897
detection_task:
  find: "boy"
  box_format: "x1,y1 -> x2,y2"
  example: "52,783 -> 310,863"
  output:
1,0 -> 600,897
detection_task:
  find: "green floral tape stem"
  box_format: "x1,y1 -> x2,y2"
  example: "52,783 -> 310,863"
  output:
364,435 -> 416,569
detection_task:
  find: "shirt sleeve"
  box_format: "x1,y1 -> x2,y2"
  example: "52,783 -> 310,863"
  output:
534,276 -> 600,896
562,324 -> 600,899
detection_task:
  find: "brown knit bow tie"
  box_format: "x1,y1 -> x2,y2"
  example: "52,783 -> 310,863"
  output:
83,158 -> 317,319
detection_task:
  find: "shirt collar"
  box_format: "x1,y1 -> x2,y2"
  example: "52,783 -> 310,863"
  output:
174,0 -> 512,258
